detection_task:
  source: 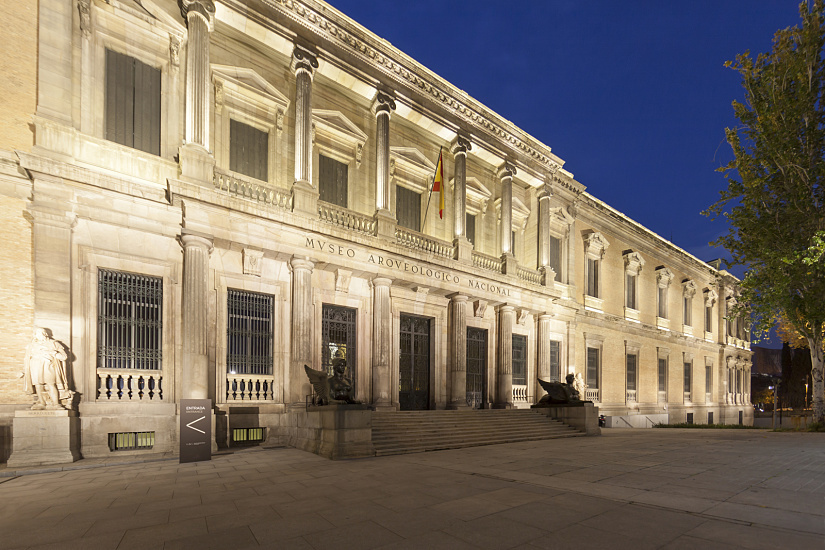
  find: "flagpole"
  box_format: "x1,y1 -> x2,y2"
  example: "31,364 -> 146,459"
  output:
421,147 -> 441,233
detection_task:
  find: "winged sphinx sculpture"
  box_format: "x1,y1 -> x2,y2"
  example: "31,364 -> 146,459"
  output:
304,356 -> 360,405
536,373 -> 584,405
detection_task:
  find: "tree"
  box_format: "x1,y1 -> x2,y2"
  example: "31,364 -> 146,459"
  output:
706,1 -> 825,423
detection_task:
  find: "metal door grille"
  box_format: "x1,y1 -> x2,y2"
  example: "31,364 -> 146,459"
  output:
512,334 -> 527,385
466,327 -> 487,409
399,314 -> 430,410
227,289 -> 273,375
322,304 -> 357,382
98,269 -> 162,370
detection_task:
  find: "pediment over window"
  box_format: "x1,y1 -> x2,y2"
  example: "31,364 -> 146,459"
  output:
583,230 -> 609,259
212,65 -> 290,112
312,109 -> 368,166
682,279 -> 697,297
656,266 -> 674,287
623,251 -> 645,274
450,176 -> 492,215
391,147 -> 434,193
494,196 -> 531,231
704,288 -> 718,306
548,206 -> 574,234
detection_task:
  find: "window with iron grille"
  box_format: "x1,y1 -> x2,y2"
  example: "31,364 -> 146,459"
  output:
512,335 -> 527,385
108,431 -> 155,451
549,340 -> 561,382
105,49 -> 161,156
98,269 -> 162,370
626,354 -> 637,392
227,289 -> 273,375
396,185 -> 421,231
658,358 -> 667,392
319,154 -> 348,207
321,304 -> 357,380
586,347 -> 600,389
230,119 -> 268,181
466,213 -> 476,245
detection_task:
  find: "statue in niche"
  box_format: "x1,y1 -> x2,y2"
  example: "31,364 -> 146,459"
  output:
304,350 -> 360,405
22,328 -> 74,410
536,373 -> 584,405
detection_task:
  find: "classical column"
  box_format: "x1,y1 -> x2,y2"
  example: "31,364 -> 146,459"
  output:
498,162 -> 517,274
181,232 -> 213,400
291,45 -> 319,215
495,304 -> 515,408
372,277 -> 393,409
537,180 -> 554,285
289,256 -> 314,403
536,313 -> 554,381
178,0 -> 216,183
451,136 -> 473,263
447,294 -> 469,409
373,91 -> 397,239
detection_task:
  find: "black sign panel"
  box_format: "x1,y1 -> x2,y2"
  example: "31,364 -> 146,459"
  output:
180,399 -> 212,463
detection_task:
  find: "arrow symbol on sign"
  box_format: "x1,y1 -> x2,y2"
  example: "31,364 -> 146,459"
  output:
186,416 -> 206,434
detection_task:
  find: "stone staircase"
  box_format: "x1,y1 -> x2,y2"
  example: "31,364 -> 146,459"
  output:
371,409 -> 584,456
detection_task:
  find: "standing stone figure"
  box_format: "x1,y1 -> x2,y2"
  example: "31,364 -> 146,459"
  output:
23,328 -> 71,410
573,372 -> 587,399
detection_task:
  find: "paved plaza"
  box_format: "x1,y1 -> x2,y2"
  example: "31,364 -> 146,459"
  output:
0,429 -> 822,549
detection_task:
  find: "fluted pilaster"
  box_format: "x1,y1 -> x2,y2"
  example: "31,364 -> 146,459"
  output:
291,46 -> 319,215
290,256 -> 314,403
495,304 -> 515,408
372,277 -> 393,409
498,162 -> 516,257
537,184 -> 552,268
181,232 -> 213,400
447,294 -> 469,409
536,314 -> 554,381
180,0 -> 214,150
373,92 -> 396,212
451,136 -> 471,239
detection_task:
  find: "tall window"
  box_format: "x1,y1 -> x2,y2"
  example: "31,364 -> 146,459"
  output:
105,49 -> 161,156
396,185 -> 421,231
586,258 -> 599,297
98,269 -> 162,370
319,154 -> 348,207
230,119 -> 268,181
658,358 -> 667,393
549,340 -> 561,382
626,354 -> 637,392
683,295 -> 692,326
512,335 -> 527,386
586,347 -> 600,389
658,286 -> 668,318
227,290 -> 273,375
549,235 -> 562,279
511,231 -> 517,256
466,213 -> 476,245
321,304 -> 357,378
705,364 -> 712,394
705,304 -> 713,333
684,361 -> 692,393
626,274 -> 637,309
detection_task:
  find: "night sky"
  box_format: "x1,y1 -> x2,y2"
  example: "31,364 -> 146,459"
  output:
327,1 -> 803,345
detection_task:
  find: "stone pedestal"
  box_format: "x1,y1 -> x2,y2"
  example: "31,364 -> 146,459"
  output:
178,143 -> 215,185
501,253 -> 518,276
374,208 -> 397,241
291,404 -> 375,460
453,236 -> 473,264
532,402 -> 601,436
8,409 -> 81,467
291,180 -> 319,216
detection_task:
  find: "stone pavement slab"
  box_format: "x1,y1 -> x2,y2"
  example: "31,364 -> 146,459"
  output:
0,429 -> 821,549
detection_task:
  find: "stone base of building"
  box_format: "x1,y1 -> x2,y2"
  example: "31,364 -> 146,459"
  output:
7,409 -> 81,467
532,401 -> 601,436
290,404 -> 375,460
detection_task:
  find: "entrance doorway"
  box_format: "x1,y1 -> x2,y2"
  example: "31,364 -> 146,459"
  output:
399,314 -> 430,410
466,327 -> 487,409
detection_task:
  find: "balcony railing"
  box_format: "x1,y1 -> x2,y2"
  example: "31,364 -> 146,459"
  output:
626,389 -> 637,403
226,375 -> 275,401
683,391 -> 692,403
512,384 -> 529,408
97,369 -> 163,401
705,392 -> 712,404
472,251 -> 503,273
213,169 -> 292,210
585,388 -> 600,402
317,201 -> 376,236
658,390 -> 667,403
517,266 -> 543,285
395,227 -> 454,259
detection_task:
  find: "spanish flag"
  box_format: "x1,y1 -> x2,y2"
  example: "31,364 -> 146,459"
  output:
432,150 -> 444,219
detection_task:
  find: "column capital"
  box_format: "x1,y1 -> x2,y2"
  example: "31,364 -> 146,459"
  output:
290,255 -> 315,272
450,135 -> 472,156
447,293 -> 469,303
372,91 -> 396,116
537,312 -> 555,321
497,303 -> 516,314
179,231 -> 213,253
291,45 -> 319,77
371,276 -> 393,289
546,161 -> 562,176
497,161 -> 516,180
537,182 -> 553,201
179,0 -> 215,29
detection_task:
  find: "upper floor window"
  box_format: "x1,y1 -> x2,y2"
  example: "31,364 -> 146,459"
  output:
703,288 -> 717,334
684,361 -> 692,393
319,154 -> 348,208
586,258 -> 599,297
656,267 -> 674,319
105,49 -> 160,156
512,334 -> 528,386
227,289 -> 273,376
623,251 -> 644,311
230,119 -> 268,181
98,269 -> 162,370
682,279 -> 696,328
396,185 -> 421,231
549,235 -> 562,279
466,213 -> 476,245
705,363 -> 713,394
583,231 -> 609,300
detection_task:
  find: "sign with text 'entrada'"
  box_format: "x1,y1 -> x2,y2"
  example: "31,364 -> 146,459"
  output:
180,399 -> 211,464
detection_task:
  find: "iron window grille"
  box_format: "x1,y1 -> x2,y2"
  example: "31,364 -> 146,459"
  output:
98,269 -> 162,370
232,427 -> 265,445
227,289 -> 274,376
321,304 -> 357,380
108,431 -> 155,451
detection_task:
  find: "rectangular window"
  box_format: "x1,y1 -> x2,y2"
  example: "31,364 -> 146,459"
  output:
708,412 -> 714,424
626,354 -> 637,391
684,362 -> 692,393
227,289 -> 273,375
108,432 -> 155,451
658,287 -> 668,318
705,364 -> 713,394
586,347 -> 599,389
98,269 -> 162,370
626,274 -> 637,309
465,213 -> 476,245
321,304 -> 357,379
684,296 -> 692,326
512,334 -> 527,385
230,119 -> 268,181
586,258 -> 599,297
658,358 -> 667,392
396,185 -> 422,231
549,340 -> 561,382
105,49 -> 161,156
549,235 -> 562,279
319,154 -> 348,207
511,231 -> 516,255
705,305 -> 712,333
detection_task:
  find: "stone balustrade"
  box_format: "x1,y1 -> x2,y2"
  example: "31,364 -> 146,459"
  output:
97,369 -> 164,401
317,201 -> 376,236
472,251 -> 503,273
214,169 -> 292,210
512,384 -> 528,406
395,227 -> 454,258
226,375 -> 275,401
626,389 -> 637,403
585,388 -> 600,402
516,266 -> 543,285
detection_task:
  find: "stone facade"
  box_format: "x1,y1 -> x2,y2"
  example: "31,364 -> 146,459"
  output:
0,0 -> 753,462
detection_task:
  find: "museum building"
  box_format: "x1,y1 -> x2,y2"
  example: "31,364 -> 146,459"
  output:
0,0 -> 753,461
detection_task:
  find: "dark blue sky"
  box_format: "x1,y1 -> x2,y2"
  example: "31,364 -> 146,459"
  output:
329,0 -> 803,345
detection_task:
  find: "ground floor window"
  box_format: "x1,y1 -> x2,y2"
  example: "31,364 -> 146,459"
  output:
227,289 -> 273,375
512,335 -> 527,386
684,362 -> 692,393
658,358 -> 667,392
321,304 -> 357,378
549,340 -> 561,382
586,347 -> 600,389
626,354 -> 637,392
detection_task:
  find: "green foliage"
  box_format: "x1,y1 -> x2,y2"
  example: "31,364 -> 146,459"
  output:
704,0 -> 825,422
653,423 -> 765,429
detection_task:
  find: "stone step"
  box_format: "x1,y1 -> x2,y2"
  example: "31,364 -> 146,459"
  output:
374,432 -> 585,456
